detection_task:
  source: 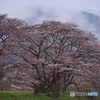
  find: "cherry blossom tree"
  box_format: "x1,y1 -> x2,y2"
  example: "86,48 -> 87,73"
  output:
0,15 -> 100,95
0,14 -> 28,88
12,21 -> 100,95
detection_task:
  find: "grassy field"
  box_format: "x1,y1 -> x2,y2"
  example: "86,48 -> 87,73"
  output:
0,91 -> 98,100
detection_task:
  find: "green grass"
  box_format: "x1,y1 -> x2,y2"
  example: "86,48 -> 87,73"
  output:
0,91 -> 98,100
0,91 -> 54,100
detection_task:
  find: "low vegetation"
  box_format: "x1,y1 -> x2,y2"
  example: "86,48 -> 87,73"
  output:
0,91 -> 91,100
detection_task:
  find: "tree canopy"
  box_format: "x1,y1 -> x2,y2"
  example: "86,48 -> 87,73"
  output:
0,14 -> 100,95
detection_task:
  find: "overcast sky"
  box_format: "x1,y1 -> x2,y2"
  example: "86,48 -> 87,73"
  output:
0,0 -> 100,39
0,0 -> 100,19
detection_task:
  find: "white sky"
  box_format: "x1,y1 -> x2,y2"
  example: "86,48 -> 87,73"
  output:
0,0 -> 100,19
0,0 -> 100,39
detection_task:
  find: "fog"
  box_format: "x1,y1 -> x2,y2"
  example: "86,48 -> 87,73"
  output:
0,0 -> 100,20
0,0 -> 100,39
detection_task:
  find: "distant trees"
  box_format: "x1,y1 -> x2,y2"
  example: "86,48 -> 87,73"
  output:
0,14 -> 27,81
0,14 -> 100,95
0,14 -> 7,80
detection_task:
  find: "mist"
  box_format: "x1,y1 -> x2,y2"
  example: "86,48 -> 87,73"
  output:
0,0 -> 100,39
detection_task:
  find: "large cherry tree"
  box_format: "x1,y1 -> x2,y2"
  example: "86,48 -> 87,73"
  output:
0,15 -> 100,95
11,21 -> 100,94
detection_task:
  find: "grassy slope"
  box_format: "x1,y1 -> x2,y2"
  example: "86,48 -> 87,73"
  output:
0,91 -> 91,100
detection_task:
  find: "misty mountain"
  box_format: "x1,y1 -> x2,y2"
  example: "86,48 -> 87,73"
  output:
26,8 -> 100,39
26,7 -> 56,24
80,11 -> 100,38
